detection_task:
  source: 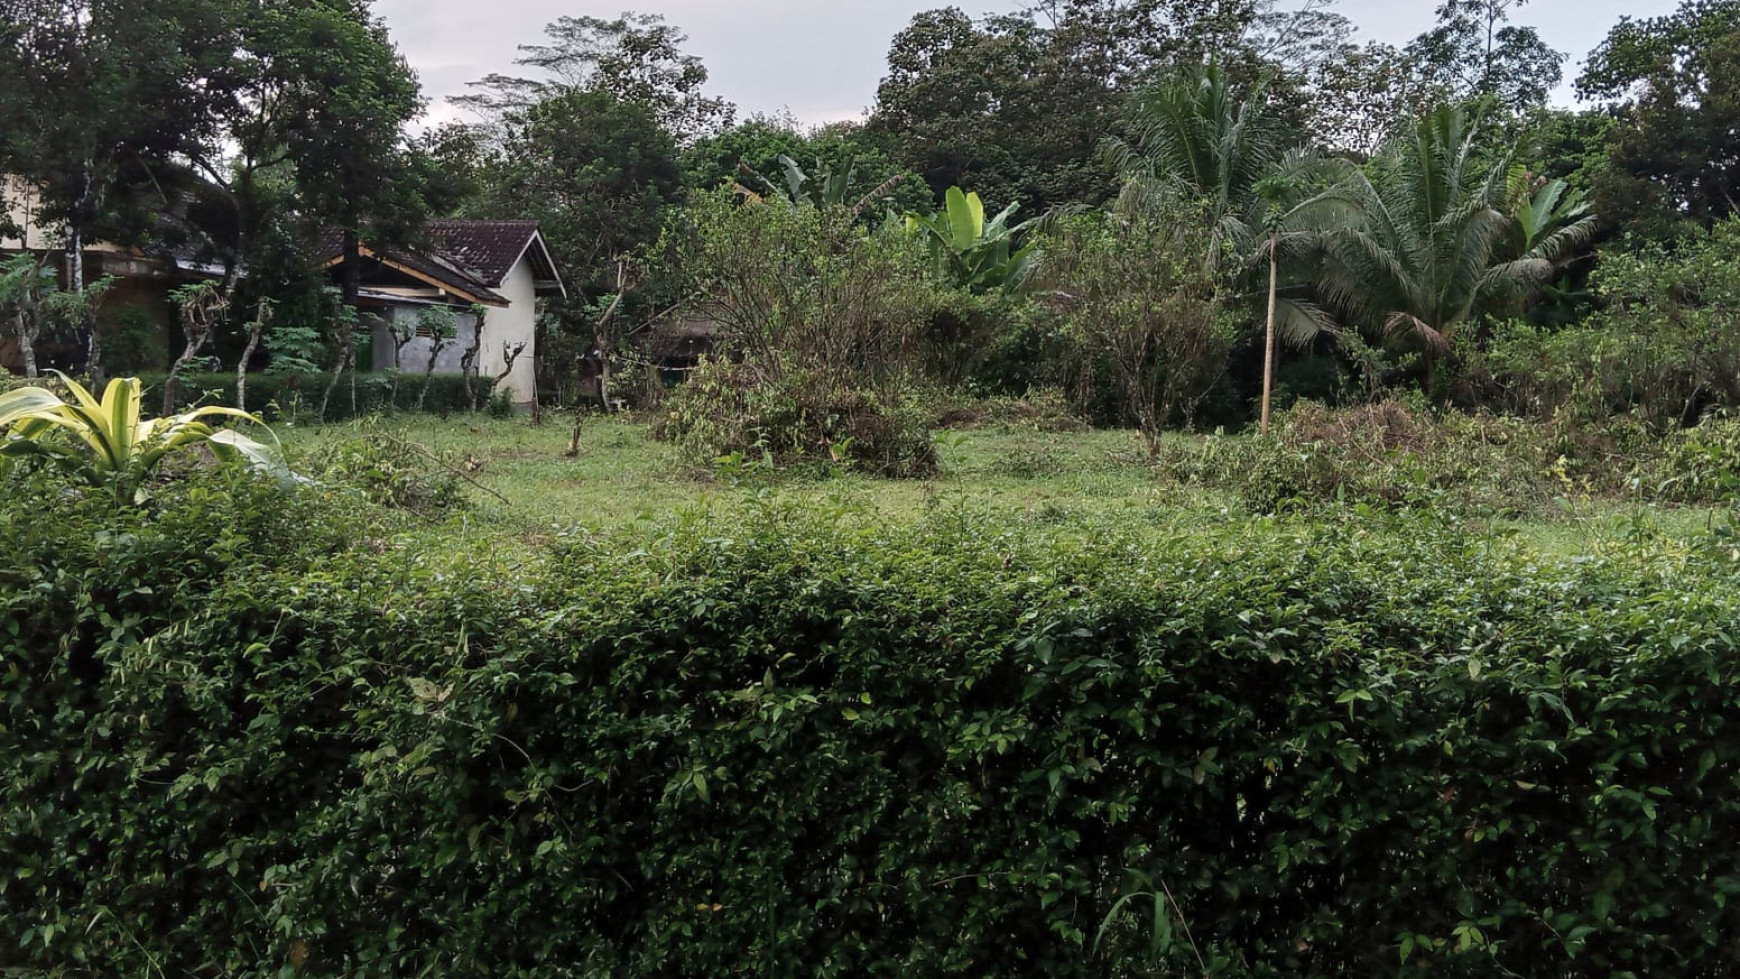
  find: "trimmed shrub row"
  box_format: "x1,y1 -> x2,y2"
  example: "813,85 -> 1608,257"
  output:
142,370 -> 498,421
3,482 -> 1739,976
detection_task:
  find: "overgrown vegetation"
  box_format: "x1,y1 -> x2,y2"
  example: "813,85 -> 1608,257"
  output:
11,0 -> 1740,972
5,460 -> 1740,975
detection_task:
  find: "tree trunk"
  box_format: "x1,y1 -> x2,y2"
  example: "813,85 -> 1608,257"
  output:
236,302 -> 270,413
164,333 -> 209,416
462,329 -> 482,412
1260,233 -> 1279,437
17,312 -> 38,378
416,337 -> 445,412
320,233 -> 365,423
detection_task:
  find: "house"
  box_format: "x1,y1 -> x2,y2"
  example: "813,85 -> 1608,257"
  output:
322,220 -> 565,406
4,174 -> 565,402
1,175 -> 200,373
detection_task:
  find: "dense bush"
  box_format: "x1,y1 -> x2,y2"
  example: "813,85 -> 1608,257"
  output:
657,191 -> 939,477
1155,400 -> 1565,514
5,483 -> 1740,976
144,371 -> 496,422
1653,414 -> 1740,504
1149,400 -> 1698,514
658,356 -> 938,477
1462,222 -> 1740,428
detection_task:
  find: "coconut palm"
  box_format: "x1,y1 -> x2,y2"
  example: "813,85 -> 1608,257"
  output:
1106,66 -> 1354,432
1319,105 -> 1596,392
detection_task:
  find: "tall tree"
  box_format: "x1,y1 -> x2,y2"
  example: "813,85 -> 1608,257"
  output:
455,11 -> 733,143
0,0 -> 236,375
482,89 -> 682,296
1579,0 -> 1740,240
1404,0 -> 1565,114
869,2 -> 1259,211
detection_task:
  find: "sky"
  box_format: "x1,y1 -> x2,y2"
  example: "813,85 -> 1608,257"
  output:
375,0 -> 1682,130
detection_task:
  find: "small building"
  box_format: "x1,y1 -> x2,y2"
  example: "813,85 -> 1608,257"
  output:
2,175 -> 197,373
324,220 -> 566,406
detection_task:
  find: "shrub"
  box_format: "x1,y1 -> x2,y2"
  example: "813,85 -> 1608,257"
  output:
5,504 -> 1740,975
143,371 -> 496,422
658,192 -> 937,477
299,424 -> 472,517
658,356 -> 938,477
1157,399 -> 1571,514
1463,222 -> 1740,428
1652,413 -> 1740,503
1043,212 -> 1235,456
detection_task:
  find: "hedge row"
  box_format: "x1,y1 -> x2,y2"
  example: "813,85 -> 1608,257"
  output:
3,479 -> 1739,976
142,370 -> 498,421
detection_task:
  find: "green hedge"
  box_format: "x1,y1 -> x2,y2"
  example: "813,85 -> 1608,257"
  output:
3,481 -> 1740,976
141,370 -> 496,421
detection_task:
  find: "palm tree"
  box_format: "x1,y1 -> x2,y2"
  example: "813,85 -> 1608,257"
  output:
1319,105 -> 1595,393
1106,67 -> 1352,433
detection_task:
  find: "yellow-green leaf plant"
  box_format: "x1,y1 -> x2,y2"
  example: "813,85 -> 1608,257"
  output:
0,372 -> 286,501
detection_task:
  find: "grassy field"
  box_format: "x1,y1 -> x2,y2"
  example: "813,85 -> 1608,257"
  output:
278,414 -> 1726,558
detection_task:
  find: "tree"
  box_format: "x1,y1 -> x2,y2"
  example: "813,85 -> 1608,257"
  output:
0,0 -> 238,377
0,253 -> 53,377
868,2 -> 1261,212
1579,0 -> 1740,239
1297,41 -> 1446,158
1404,0 -> 1565,114
1046,211 -> 1233,456
1107,66 -> 1349,428
480,88 -> 682,299
1320,106 -> 1595,393
456,11 -> 733,143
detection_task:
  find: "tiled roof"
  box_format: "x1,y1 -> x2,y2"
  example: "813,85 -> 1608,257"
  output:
425,220 -> 542,287
323,219 -> 566,302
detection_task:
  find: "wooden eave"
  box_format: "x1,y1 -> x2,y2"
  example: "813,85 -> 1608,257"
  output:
324,245 -> 511,308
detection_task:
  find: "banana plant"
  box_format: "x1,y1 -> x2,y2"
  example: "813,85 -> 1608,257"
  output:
905,186 -> 1038,294
0,373 -> 287,501
735,155 -> 903,217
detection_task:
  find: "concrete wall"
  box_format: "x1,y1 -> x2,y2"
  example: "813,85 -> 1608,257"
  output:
1,176 -> 51,251
479,257 -> 539,404
371,305 -> 479,375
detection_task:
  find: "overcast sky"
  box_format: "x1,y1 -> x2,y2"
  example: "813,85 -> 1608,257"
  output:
376,0 -> 1681,130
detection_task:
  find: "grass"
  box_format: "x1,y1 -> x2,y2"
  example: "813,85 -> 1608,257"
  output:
279,413 -> 1723,557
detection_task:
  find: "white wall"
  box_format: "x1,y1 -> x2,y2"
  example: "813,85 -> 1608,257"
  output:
479,257 -> 539,405
371,305 -> 480,375
2,176 -> 53,251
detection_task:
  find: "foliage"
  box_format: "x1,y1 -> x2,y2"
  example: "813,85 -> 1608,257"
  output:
1578,0 -> 1740,240
147,371 -> 496,423
905,186 -> 1038,294
456,10 -> 734,141
659,190 -> 936,474
1107,68 -> 1349,359
659,356 -> 939,477
480,88 -> 683,296
300,424 -> 471,516
0,374 -> 282,500
681,116 -> 933,214
1155,398 -> 1568,513
1321,105 -> 1594,392
867,2 -> 1261,211
735,154 -> 906,217
1464,221 -> 1740,427
8,484 -> 1740,974
1402,0 -> 1566,114
1045,212 -> 1235,456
